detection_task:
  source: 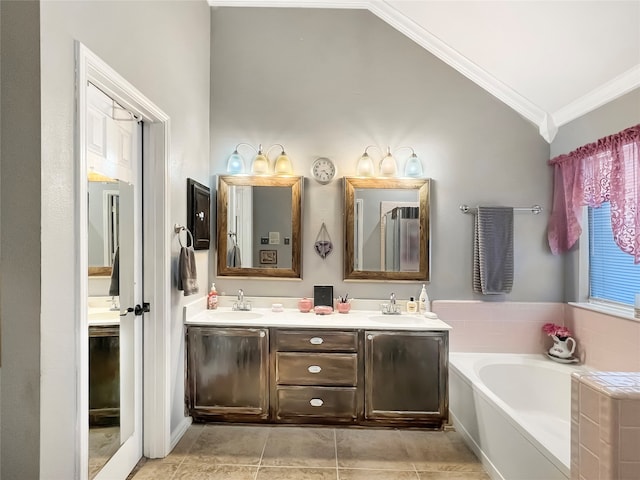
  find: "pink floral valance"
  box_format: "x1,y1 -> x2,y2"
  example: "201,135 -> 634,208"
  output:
547,124 -> 640,263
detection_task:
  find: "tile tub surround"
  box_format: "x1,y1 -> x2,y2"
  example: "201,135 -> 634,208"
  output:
127,424 -> 490,480
564,304 -> 640,372
432,301 -> 565,353
571,372 -> 640,480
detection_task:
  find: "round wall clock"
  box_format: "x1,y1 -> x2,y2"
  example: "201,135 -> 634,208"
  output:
311,157 -> 336,184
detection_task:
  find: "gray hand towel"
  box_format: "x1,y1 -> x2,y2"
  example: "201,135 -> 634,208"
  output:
178,246 -> 199,296
473,206 -> 514,294
227,244 -> 242,267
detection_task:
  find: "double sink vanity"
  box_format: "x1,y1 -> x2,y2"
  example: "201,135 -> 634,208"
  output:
184,299 -> 451,429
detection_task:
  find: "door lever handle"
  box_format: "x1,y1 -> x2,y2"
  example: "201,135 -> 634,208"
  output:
134,303 -> 151,316
121,303 -> 151,317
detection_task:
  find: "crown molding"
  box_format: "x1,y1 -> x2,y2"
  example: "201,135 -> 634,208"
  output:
208,0 -> 368,7
552,65 -> 640,128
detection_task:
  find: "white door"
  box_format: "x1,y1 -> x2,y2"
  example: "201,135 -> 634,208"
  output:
87,83 -> 143,479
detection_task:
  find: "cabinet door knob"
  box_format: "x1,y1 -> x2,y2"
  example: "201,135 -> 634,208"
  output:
259,331 -> 266,338
309,337 -> 324,345
307,365 -> 322,374
367,334 -> 373,340
309,398 -> 324,407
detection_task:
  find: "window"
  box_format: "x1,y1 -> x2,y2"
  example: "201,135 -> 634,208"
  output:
589,202 -> 640,306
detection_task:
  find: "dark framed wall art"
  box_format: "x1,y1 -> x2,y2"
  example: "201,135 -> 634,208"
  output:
187,178 -> 211,250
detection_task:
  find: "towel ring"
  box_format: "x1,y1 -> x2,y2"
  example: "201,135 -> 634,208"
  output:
174,224 -> 194,248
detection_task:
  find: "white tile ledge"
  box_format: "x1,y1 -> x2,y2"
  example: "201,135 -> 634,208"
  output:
568,301 -> 638,323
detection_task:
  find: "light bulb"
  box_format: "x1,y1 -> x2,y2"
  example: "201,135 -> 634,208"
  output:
379,147 -> 398,177
404,153 -> 423,177
251,145 -> 270,174
226,150 -> 246,174
356,152 -> 374,177
274,152 -> 293,175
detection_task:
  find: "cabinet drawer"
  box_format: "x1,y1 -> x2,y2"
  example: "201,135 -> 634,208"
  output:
276,386 -> 357,419
275,330 -> 358,352
276,352 -> 357,386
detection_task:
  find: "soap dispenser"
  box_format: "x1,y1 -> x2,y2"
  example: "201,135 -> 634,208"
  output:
207,283 -> 218,310
419,284 -> 430,313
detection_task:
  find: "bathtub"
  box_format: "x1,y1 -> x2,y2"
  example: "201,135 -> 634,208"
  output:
449,353 -> 587,480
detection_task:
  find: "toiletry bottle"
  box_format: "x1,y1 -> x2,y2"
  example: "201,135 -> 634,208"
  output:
207,283 -> 218,310
406,296 -> 418,313
419,284 -> 430,313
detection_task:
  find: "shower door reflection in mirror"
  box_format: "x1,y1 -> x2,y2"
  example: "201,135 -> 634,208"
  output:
86,82 -> 142,479
344,177 -> 430,281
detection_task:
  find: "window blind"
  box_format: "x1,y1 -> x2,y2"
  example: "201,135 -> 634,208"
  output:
588,202 -> 640,306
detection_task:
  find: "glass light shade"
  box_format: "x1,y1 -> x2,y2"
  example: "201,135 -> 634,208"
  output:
379,151 -> 398,177
404,153 -> 423,177
273,153 -> 293,175
356,153 -> 375,177
226,150 -> 246,174
251,153 -> 270,174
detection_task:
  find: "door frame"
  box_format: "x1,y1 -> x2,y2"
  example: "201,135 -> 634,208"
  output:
76,41 -> 172,477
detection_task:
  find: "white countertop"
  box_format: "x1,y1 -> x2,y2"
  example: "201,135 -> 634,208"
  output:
88,296 -> 120,326
184,297 -> 451,331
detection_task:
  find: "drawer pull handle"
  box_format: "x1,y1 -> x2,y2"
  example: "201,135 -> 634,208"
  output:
307,365 -> 322,374
309,398 -> 324,407
309,337 -> 324,345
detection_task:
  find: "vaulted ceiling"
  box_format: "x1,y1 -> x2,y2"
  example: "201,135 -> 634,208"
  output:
208,0 -> 640,142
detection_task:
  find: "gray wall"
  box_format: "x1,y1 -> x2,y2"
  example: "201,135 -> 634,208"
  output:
210,7 -> 559,302
550,88 -> 640,302
1,2 -> 42,479
1,0 -> 211,477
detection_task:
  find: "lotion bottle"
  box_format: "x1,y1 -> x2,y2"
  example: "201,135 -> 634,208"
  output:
207,283 -> 218,310
419,284 -> 430,313
406,297 -> 418,313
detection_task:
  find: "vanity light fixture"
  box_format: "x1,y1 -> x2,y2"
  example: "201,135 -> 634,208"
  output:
226,143 -> 294,175
356,145 -> 424,178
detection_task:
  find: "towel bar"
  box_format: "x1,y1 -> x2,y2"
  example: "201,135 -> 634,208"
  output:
459,205 -> 542,215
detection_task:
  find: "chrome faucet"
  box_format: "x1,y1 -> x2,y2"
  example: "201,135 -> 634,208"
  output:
381,293 -> 400,315
232,289 -> 251,311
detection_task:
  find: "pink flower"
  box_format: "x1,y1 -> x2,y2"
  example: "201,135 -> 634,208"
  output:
542,322 -> 573,338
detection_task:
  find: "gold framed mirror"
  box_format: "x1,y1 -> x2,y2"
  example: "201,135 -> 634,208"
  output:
344,177 -> 430,281
217,175 -> 303,278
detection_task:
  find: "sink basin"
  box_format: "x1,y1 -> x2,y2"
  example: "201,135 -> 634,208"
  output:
368,315 -> 426,325
207,311 -> 263,321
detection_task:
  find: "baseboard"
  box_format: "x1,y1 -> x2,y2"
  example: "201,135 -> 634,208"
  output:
170,416 -> 193,451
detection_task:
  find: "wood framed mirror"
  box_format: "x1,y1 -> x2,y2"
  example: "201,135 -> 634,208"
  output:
217,175 -> 303,278
344,177 -> 430,281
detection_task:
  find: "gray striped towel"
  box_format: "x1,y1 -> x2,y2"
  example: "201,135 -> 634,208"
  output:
178,246 -> 199,296
473,206 -> 514,294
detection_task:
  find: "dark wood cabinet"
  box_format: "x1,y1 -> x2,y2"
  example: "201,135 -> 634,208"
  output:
186,326 -> 269,422
186,326 -> 447,428
89,325 -> 120,426
364,330 -> 448,427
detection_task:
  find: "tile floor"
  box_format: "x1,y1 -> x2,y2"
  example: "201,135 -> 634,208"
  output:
127,424 -> 490,480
